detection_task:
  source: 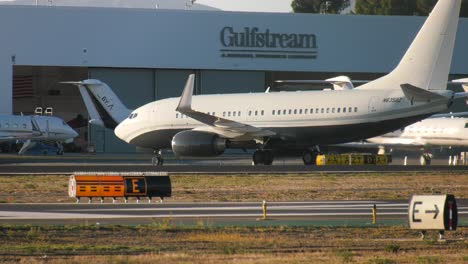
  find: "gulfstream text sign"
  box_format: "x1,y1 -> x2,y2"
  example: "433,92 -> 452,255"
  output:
220,27 -> 318,60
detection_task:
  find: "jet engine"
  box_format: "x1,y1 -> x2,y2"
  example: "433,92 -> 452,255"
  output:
171,130 -> 226,157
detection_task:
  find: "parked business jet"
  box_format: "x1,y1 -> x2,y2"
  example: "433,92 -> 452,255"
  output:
339,113 -> 468,164
0,114 -> 78,155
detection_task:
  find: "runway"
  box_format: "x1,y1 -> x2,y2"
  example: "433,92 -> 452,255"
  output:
0,163 -> 468,175
1,200 -> 467,226
1,152 -> 467,174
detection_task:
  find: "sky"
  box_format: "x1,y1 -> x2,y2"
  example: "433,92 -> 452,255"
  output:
196,0 -> 293,13
0,0 -> 294,12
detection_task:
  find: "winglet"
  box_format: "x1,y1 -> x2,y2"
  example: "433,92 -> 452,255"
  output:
176,74 -> 195,112
325,76 -> 354,90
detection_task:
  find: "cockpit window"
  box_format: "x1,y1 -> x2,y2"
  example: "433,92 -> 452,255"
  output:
62,121 -> 67,126
129,113 -> 138,119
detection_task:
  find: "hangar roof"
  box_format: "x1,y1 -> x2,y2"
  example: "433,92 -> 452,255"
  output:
0,0 -> 219,10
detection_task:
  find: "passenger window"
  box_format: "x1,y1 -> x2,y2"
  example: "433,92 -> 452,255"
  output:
304,109 -> 308,114
465,123 -> 468,128
354,107 -> 358,112
176,113 -> 179,118
321,108 -> 324,114
283,110 -> 286,115
294,109 -> 297,114
337,108 -> 341,113
233,111 -> 236,117
261,110 -> 264,116
272,110 -> 275,115
223,112 -> 226,117
255,110 -> 258,116
238,111 -> 241,116
343,107 -> 347,113
299,109 -> 302,114
349,107 -> 352,113
316,108 -> 319,114
288,109 -> 292,115
326,108 -> 330,114
332,108 -> 335,113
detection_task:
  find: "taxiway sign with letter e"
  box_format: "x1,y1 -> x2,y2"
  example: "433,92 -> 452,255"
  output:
408,195 -> 457,231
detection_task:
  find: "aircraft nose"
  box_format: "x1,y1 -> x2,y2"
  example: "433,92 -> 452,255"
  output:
63,126 -> 79,143
70,128 -> 79,138
114,121 -> 128,142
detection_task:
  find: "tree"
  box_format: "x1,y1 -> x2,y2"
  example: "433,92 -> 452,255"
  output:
355,0 -> 468,17
355,0 -> 416,15
291,0 -> 349,14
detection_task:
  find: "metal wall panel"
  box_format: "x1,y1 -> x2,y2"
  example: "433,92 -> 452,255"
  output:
154,70 -> 194,99
0,57 -> 12,114
200,71 -> 264,94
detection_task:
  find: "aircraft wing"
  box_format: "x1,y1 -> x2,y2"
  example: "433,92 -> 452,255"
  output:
176,74 -> 275,139
0,135 -> 25,141
430,111 -> 468,118
335,138 -> 426,149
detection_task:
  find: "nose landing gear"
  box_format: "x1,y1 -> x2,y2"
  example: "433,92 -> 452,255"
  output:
152,150 -> 164,166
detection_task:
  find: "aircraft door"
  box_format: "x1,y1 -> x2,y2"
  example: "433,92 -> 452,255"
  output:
368,96 -> 381,113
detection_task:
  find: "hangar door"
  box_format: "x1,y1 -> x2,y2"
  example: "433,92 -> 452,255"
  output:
88,68 -> 156,153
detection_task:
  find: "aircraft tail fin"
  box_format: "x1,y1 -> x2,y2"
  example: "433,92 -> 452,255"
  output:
63,80 -> 132,129
360,0 -> 461,91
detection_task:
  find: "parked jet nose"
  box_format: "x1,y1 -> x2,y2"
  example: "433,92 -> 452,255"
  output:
68,126 -> 79,139
64,127 -> 79,143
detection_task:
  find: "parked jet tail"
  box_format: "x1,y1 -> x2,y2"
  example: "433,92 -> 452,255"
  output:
359,0 -> 461,92
63,80 -> 132,129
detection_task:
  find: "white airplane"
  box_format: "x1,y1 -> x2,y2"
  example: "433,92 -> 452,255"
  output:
71,0 -> 465,165
0,114 -> 78,155
338,113 -> 468,164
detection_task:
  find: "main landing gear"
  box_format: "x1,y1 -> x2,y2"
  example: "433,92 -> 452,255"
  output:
252,150 -> 274,165
152,150 -> 164,166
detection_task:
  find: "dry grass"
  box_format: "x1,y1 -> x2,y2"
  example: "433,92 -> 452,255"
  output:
0,172 -> 466,263
0,225 -> 466,263
0,172 -> 466,203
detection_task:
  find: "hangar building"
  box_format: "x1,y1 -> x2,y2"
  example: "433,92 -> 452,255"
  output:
1,0 -> 467,152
